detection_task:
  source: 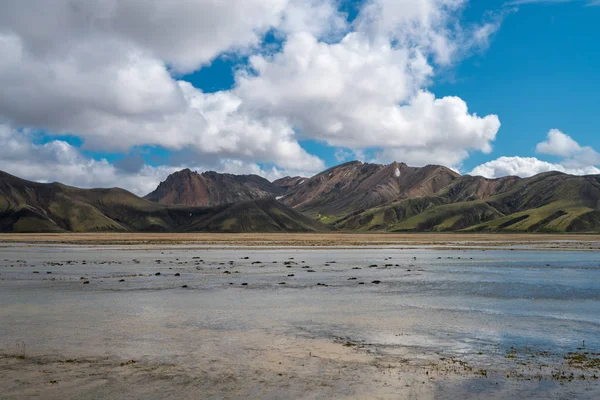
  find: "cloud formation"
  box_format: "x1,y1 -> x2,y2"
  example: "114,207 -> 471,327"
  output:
0,0 -> 506,191
471,130 -> 600,178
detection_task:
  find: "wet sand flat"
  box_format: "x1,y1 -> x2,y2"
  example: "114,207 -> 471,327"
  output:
1,232 -> 600,250
1,238 -> 599,399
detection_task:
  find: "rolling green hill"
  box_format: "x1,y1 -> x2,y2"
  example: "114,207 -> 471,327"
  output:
332,171 -> 600,233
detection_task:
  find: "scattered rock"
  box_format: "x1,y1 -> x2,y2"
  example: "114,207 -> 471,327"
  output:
155,272 -> 161,276
174,273 -> 181,276
372,280 -> 381,284
119,279 -> 125,282
241,283 -> 248,286
181,285 -> 188,288
83,281 -> 90,284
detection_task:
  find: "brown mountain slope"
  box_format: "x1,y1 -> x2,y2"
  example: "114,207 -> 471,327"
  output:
0,171 -> 327,233
145,169 -> 286,207
272,176 -> 307,190
281,161 -> 460,218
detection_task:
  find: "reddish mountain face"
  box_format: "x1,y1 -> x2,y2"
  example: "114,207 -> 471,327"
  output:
144,169 -> 286,207
272,176 -> 308,190
280,161 -> 460,217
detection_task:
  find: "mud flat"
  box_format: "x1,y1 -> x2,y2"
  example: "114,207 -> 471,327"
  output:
1,232 -> 600,250
1,243 -> 599,399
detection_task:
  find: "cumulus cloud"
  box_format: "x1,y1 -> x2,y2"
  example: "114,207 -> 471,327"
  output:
536,129 -> 600,167
470,156 -> 600,178
0,124 -> 300,195
235,1 -> 503,168
0,0 -> 507,189
471,130 -> 600,178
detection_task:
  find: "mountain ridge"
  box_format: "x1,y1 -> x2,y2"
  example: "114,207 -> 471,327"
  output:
0,171 -> 326,233
2,161 -> 600,233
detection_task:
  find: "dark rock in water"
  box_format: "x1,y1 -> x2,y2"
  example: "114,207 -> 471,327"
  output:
174,273 -> 181,276
348,277 -> 357,280
47,271 -> 52,274
223,271 -> 231,274
279,282 -> 286,285
358,282 -> 365,285
288,274 -> 295,277
155,272 -> 161,276
242,257 -> 249,259
119,279 -> 125,282
181,285 -> 188,288
372,280 -> 381,284
241,283 -> 248,286
83,281 -> 90,284
352,267 -> 361,270
307,269 -> 316,272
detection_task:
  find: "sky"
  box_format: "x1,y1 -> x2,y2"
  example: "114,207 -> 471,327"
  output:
0,0 -> 599,195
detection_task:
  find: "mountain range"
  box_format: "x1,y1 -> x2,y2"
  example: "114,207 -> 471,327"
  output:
1,161 -> 599,233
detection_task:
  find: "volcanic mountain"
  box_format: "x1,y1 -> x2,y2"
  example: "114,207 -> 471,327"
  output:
279,161 -> 461,218
0,171 -> 327,233
145,169 -> 286,207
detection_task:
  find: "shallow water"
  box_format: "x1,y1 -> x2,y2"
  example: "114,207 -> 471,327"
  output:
1,244 -> 599,398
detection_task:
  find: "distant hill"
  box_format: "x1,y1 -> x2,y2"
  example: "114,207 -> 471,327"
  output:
144,169 -> 286,207
0,171 -> 327,233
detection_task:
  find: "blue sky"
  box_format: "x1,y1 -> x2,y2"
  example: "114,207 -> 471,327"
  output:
0,0 -> 599,194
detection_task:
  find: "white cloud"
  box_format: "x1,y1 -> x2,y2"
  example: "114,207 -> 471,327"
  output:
0,0 -> 507,187
536,129 -> 584,156
536,129 -> 600,167
0,124 -> 304,195
471,130 -> 600,178
0,0 -> 293,74
236,22 -> 501,168
470,156 -> 599,178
